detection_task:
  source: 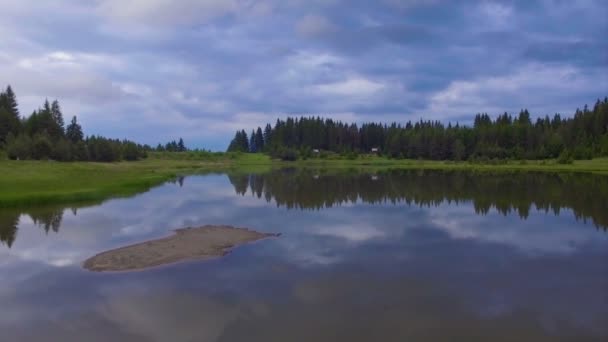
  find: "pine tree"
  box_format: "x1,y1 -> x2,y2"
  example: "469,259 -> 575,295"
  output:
255,127 -> 264,152
3,86 -> 20,118
0,85 -> 21,140
240,129 -> 249,152
0,107 -> 11,144
66,116 -> 84,143
178,138 -> 186,152
249,129 -> 256,153
50,100 -> 65,136
263,123 -> 272,151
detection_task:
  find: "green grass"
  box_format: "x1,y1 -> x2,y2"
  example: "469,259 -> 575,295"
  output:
282,156 -> 608,174
1,152 -> 607,207
0,160 -> 175,207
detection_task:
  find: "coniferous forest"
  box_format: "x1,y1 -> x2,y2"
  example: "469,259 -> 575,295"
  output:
0,85 -> 186,162
228,98 -> 608,162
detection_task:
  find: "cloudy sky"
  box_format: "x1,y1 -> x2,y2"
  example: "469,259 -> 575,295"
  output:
1,0 -> 606,150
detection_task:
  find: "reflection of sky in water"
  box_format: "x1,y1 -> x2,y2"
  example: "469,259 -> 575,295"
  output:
0,174 -> 607,341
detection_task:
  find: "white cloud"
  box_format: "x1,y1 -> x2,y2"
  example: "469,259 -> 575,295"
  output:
296,14 -> 335,37
422,63 -> 605,121
477,2 -> 513,30
312,223 -> 387,243
383,0 -> 442,10
428,204 -> 599,255
99,294 -> 240,342
315,77 -> 385,97
97,0 -> 239,26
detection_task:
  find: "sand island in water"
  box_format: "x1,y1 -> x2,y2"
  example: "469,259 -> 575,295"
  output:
83,225 -> 279,272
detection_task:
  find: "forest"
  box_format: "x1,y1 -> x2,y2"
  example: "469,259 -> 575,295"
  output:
0,85 -> 186,162
227,98 -> 608,162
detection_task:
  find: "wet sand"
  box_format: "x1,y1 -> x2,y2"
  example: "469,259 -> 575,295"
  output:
83,225 -> 279,272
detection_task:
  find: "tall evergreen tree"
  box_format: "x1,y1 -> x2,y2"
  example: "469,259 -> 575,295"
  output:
263,123 -> 272,151
0,107 -> 11,144
177,138 -> 186,152
255,127 -> 265,152
249,129 -> 256,152
2,85 -> 19,117
0,85 -> 21,142
240,130 -> 249,152
66,116 -> 84,143
50,100 -> 65,137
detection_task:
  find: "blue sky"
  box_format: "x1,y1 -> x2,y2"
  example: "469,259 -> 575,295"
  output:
0,0 -> 606,150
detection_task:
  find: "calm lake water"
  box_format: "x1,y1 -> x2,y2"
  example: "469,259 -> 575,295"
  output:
1,169 -> 607,341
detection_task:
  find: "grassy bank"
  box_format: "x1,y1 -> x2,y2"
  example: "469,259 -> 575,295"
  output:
149,151 -> 608,174
0,154 -> 269,207
1,152 -> 607,207
281,156 -> 608,174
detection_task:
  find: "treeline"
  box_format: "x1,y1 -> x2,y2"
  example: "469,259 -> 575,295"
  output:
155,138 -> 187,152
227,98 -> 608,161
0,85 -> 187,162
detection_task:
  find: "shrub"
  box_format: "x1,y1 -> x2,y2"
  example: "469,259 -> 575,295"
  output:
122,142 -> 140,161
71,141 -> 89,161
299,146 -> 312,160
51,139 -> 72,161
6,134 -> 32,160
31,134 -> 52,160
346,151 -> 359,160
274,148 -> 298,161
91,139 -> 117,162
572,146 -> 593,160
557,149 -> 574,164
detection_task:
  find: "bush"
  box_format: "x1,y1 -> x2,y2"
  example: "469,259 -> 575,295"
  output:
89,139 -> 117,162
346,151 -> 359,160
477,155 -> 490,164
557,149 -> 574,164
50,139 -> 72,161
601,134 -> 608,156
279,148 -> 298,161
31,134 -> 52,160
71,141 -> 89,161
299,146 -> 312,160
6,134 -> 32,160
122,142 -> 140,161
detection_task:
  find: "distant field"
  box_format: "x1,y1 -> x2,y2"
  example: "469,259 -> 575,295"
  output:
1,151 -> 607,207
284,156 -> 608,174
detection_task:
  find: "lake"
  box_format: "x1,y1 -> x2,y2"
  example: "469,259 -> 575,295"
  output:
1,169 -> 607,341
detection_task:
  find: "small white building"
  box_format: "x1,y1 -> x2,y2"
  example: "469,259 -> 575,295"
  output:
312,149 -> 320,154
370,147 -> 379,154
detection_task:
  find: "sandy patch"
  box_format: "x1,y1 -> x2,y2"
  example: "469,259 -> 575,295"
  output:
83,225 -> 279,272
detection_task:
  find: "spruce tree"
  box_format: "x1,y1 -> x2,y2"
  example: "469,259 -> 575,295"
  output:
50,100 -> 65,136
0,85 -> 21,139
227,131 -> 243,152
255,127 -> 264,152
249,129 -> 256,152
263,123 -> 272,151
66,116 -> 84,143
4,86 -> 19,116
240,129 -> 249,152
0,107 -> 11,144
178,138 -> 186,152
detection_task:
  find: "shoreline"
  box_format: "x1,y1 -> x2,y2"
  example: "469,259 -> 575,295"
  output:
1,155 -> 607,208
